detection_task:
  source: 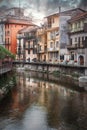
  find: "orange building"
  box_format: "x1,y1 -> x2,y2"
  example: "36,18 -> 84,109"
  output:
4,18 -> 34,54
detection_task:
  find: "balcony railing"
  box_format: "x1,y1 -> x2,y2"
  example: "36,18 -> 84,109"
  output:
47,47 -> 59,52
17,35 -> 36,40
67,44 -> 77,49
25,36 -> 36,40
67,43 -> 85,49
25,45 -> 34,49
37,49 -> 44,53
17,34 -> 24,39
68,27 -> 85,34
37,30 -> 45,35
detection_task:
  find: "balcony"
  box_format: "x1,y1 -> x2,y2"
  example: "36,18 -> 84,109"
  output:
37,49 -> 44,54
67,43 -> 85,50
67,44 -> 77,49
68,27 -> 84,34
77,43 -> 84,48
17,34 -> 24,39
68,24 -> 87,34
47,47 -> 59,52
37,30 -> 46,35
25,36 -> 36,40
26,45 -> 33,50
17,34 -> 36,40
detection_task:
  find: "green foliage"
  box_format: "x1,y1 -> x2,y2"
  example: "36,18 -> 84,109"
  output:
53,70 -> 60,76
0,45 -> 15,60
71,72 -> 79,78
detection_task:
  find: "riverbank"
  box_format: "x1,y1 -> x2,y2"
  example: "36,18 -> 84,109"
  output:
0,72 -> 17,100
16,66 -> 83,81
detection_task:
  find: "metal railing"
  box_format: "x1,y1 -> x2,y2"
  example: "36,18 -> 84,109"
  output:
0,62 -> 13,75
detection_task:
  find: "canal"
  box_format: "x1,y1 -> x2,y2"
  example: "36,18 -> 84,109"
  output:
0,71 -> 87,130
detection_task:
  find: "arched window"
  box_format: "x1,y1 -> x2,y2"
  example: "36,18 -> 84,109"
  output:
79,55 -> 84,65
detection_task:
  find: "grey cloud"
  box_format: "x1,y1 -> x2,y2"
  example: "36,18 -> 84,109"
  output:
0,0 -> 87,15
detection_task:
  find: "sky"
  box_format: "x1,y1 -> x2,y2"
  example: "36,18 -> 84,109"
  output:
0,0 -> 87,23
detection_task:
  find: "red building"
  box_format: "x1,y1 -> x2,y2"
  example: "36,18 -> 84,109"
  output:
4,18 -> 34,54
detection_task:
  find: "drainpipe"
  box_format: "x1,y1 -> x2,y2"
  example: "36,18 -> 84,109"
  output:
58,6 -> 61,63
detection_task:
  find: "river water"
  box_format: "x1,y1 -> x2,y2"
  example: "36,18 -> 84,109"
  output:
0,71 -> 87,130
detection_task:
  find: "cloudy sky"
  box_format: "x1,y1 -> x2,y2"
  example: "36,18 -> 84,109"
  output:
0,0 -> 87,21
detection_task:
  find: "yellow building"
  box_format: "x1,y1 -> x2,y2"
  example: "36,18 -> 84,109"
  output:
46,14 -> 59,63
37,27 -> 47,62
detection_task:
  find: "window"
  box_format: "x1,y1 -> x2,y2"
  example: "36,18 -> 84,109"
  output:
7,31 -> 10,35
55,52 -> 58,58
33,41 -> 37,54
78,37 -> 80,47
52,18 -> 54,23
77,22 -> 80,28
56,41 -> 59,47
60,55 -> 64,60
71,54 -> 74,60
50,31 -> 56,39
8,38 -> 9,44
70,38 -> 72,45
28,50 -> 30,54
28,41 -> 30,48
33,48 -> 37,54
82,37 -> 84,43
50,42 -> 53,48
85,36 -> 87,41
75,37 -> 77,42
7,24 -> 9,28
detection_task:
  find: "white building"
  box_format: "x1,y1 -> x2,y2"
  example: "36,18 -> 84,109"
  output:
67,12 -> 87,66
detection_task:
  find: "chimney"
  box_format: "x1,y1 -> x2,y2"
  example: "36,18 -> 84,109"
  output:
59,6 -> 61,14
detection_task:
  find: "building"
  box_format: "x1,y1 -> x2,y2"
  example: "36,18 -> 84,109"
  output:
37,26 -> 47,62
45,8 -> 85,63
0,8 -> 32,54
45,13 -> 59,63
67,12 -> 87,66
17,25 -> 38,62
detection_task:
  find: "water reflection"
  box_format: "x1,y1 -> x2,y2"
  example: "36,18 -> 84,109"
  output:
0,72 -> 87,130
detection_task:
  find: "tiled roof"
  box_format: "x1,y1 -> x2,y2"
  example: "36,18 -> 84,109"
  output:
0,17 -> 33,25
68,12 -> 87,23
18,25 -> 38,33
45,8 -> 86,18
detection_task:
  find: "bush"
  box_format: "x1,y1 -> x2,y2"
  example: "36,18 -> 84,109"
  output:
0,45 -> 15,60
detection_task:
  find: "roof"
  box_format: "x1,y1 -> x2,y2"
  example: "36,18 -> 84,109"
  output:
18,25 -> 39,33
68,12 -> 87,23
0,17 -> 33,25
45,8 -> 86,18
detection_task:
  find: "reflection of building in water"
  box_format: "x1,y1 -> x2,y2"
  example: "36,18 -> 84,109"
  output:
10,73 -> 40,117
10,72 -> 79,119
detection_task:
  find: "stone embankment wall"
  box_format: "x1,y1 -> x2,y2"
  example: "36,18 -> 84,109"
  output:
15,62 -> 87,76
